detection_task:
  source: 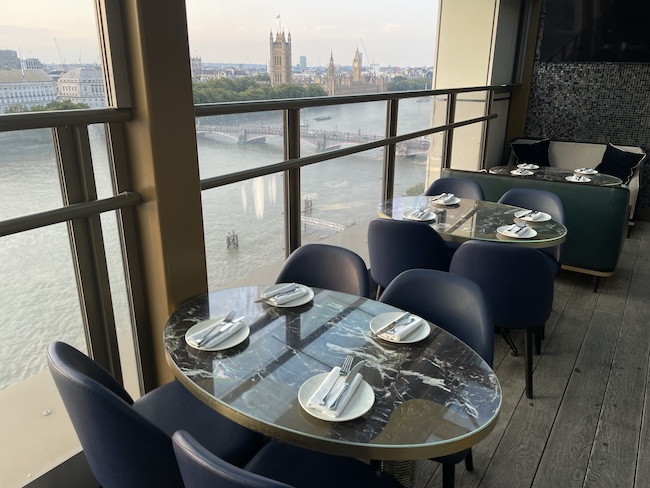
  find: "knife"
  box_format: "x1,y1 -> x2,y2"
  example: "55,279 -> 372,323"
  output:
372,311 -> 410,337
196,316 -> 245,345
254,283 -> 299,303
327,360 -> 365,409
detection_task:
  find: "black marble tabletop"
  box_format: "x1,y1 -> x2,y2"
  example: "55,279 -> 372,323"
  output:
377,196 -> 567,248
164,286 -> 501,461
489,165 -> 622,186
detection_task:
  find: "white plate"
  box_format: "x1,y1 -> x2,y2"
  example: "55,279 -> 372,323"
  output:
496,225 -> 538,239
185,319 -> 250,351
261,283 -> 314,308
298,373 -> 375,422
429,196 -> 461,206
575,168 -> 598,175
514,210 -> 552,222
517,163 -> 539,170
403,210 -> 436,222
565,175 -> 592,183
510,169 -> 534,176
369,312 -> 431,344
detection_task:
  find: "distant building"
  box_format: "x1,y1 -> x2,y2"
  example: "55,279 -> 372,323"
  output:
0,50 -> 21,70
190,56 -> 202,80
56,67 -> 106,108
299,56 -> 307,71
23,58 -> 43,70
269,30 -> 292,86
325,48 -> 387,96
0,69 -> 57,113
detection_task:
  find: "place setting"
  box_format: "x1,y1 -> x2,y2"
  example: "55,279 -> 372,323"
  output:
496,221 -> 537,239
510,166 -> 535,176
185,310 -> 250,351
566,171 -> 592,183
517,162 -> 539,170
403,206 -> 436,222
256,282 -> 315,307
429,192 -> 460,206
513,208 -> 551,222
369,311 -> 431,344
299,356 -> 375,422
574,167 -> 598,175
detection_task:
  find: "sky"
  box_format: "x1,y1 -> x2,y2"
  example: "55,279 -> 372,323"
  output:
1,0 -> 439,68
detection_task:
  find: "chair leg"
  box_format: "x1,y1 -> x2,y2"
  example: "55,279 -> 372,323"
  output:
534,326 -> 542,355
442,463 -> 455,488
525,328 -> 534,399
593,276 -> 600,293
500,328 -> 518,356
464,449 -> 473,472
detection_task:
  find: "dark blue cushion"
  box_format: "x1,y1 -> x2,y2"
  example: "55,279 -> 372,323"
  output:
595,143 -> 644,185
511,139 -> 551,167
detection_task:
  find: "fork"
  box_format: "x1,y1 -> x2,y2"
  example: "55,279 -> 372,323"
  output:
318,355 -> 354,405
195,310 -> 236,345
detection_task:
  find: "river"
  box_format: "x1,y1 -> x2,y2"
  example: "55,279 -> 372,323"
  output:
0,98 -> 436,389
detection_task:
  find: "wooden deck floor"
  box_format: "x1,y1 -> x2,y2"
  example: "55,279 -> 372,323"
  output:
415,221 -> 650,488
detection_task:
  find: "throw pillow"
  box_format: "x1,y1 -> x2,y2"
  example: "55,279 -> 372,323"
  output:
511,139 -> 551,167
596,143 -> 645,185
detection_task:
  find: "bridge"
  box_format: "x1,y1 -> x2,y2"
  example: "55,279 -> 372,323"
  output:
197,123 -> 430,155
300,216 -> 346,233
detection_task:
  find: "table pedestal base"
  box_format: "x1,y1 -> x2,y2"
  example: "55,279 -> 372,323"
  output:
375,460 -> 416,488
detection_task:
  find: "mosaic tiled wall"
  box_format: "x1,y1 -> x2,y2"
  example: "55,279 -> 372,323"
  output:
524,7 -> 650,214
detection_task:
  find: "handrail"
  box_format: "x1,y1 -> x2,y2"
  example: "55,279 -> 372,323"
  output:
0,191 -> 141,237
193,84 -> 511,116
200,113 -> 497,190
0,108 -> 132,133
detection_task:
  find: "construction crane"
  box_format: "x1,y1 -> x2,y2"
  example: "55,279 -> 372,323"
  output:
360,38 -> 374,66
53,36 -> 67,71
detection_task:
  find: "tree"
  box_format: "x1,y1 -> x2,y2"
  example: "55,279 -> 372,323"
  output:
192,76 -> 326,103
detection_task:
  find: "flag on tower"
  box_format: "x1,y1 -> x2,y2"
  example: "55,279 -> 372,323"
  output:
276,14 -> 280,19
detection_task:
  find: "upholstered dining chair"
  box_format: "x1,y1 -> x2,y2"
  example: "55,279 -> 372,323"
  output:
368,219 -> 451,298
450,240 -> 555,399
379,268 -> 494,488
172,430 -> 403,488
497,188 -> 566,275
47,341 -> 267,488
274,243 -> 370,297
424,177 -> 485,200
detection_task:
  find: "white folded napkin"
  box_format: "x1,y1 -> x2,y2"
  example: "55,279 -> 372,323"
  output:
380,317 -> 424,341
307,368 -> 363,418
268,287 -> 308,305
407,209 -> 433,221
195,320 -> 245,348
431,193 -> 455,204
261,282 -> 297,299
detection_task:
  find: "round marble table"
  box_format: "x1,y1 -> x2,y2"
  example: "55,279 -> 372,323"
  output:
377,196 -> 567,249
489,165 -> 622,186
164,286 -> 501,465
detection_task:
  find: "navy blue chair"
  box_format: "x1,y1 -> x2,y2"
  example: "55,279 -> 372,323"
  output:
424,177 -> 485,200
498,188 -> 565,274
450,241 -> 555,399
47,342 -> 267,488
275,243 -> 370,297
368,219 -> 451,298
172,430 -> 403,488
379,269 -> 494,488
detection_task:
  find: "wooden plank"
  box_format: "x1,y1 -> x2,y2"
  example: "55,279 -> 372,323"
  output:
530,221 -> 638,488
474,278 -> 599,488
583,224 -> 650,488
530,309 -> 621,488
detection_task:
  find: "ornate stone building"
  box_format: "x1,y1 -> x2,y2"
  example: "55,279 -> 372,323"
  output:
325,48 -> 386,96
269,30 -> 292,86
56,67 -> 106,108
0,69 -> 56,113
